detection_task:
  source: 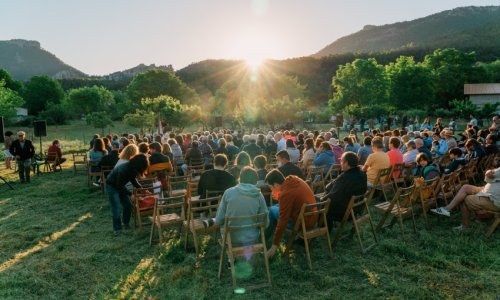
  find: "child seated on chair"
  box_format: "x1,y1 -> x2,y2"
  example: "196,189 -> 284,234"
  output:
444,147 -> 467,174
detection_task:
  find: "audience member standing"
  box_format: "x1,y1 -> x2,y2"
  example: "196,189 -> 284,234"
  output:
9,131 -> 35,183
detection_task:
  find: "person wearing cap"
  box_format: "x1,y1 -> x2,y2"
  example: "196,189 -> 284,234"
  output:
9,131 -> 35,183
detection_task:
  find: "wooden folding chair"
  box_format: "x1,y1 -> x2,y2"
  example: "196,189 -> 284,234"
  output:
414,178 -> 439,227
218,213 -> 272,289
390,163 -> 405,189
72,151 -> 87,175
435,173 -> 457,206
132,184 -> 162,230
333,192 -> 378,253
100,165 -> 114,193
366,167 -> 393,204
148,162 -> 174,193
149,195 -> 185,245
374,185 -> 417,237
465,158 -> 480,184
402,162 -> 416,186
87,161 -> 102,189
43,151 -> 61,173
325,164 -> 342,182
285,199 -> 332,270
206,190 -> 224,198
167,175 -> 190,197
306,165 -> 326,194
188,158 -> 205,181
183,196 -> 221,256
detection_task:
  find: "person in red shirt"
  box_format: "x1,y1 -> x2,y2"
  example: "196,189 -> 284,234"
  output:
387,137 -> 403,179
265,170 -> 318,258
47,140 -> 66,166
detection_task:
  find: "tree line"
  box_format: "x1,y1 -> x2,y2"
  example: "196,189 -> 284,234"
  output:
0,47 -> 499,132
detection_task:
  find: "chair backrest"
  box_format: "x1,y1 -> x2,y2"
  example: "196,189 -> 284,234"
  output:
46,151 -> 58,163
374,167 -> 392,185
417,177 -> 439,201
153,195 -> 185,218
133,185 -> 162,199
137,177 -> 159,187
189,158 -> 204,166
306,165 -> 325,180
224,212 -> 268,233
72,151 -> 87,162
325,164 -> 342,181
295,199 -> 330,231
342,192 -> 370,222
101,165 -> 114,178
188,196 -> 221,220
390,163 -> 404,180
206,190 -> 225,198
396,185 -> 416,208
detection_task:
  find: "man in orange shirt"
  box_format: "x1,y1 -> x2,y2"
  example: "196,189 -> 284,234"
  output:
265,169 -> 317,258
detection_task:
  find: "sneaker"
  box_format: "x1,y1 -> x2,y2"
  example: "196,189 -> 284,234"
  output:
202,218 -> 215,228
92,182 -> 100,187
123,224 -> 131,230
430,207 -> 450,217
453,225 -> 467,231
114,230 -> 122,237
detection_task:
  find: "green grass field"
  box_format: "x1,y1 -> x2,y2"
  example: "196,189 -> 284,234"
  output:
0,123 -> 498,299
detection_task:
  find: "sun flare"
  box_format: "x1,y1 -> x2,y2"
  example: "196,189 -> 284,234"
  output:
245,56 -> 264,70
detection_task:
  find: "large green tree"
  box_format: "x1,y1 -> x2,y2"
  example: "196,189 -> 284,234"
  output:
329,58 -> 389,113
386,56 -> 435,110
23,76 -> 64,115
0,68 -> 23,92
0,80 -> 24,121
68,86 -> 114,117
127,70 -> 199,105
423,48 -> 477,107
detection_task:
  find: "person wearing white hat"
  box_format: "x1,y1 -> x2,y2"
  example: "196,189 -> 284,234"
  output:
9,131 -> 35,183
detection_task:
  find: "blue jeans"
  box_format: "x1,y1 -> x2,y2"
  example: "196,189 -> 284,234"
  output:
267,204 -> 294,240
106,184 -> 133,231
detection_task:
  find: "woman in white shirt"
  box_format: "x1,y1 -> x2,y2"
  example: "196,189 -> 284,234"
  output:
301,138 -> 315,170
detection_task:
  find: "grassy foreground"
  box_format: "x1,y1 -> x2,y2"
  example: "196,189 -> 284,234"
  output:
0,162 -> 498,300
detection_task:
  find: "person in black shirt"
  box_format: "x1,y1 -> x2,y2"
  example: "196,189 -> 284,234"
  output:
321,152 -> 367,229
99,149 -> 119,168
242,138 -> 263,160
105,154 -> 149,236
149,142 -> 171,166
276,150 -> 305,180
198,154 -> 237,198
9,131 -> 35,183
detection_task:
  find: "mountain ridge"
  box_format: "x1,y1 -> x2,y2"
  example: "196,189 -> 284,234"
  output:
313,5 -> 500,57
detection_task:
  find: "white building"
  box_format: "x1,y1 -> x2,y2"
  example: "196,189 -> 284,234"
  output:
464,83 -> 500,113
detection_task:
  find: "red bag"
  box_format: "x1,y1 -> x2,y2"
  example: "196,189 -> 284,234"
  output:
138,196 -> 156,209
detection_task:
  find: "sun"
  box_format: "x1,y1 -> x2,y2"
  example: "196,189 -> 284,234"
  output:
245,55 -> 264,71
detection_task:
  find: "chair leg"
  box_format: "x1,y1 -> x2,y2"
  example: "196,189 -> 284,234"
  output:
192,230 -> 199,256
376,211 -> 390,231
397,213 -> 405,238
149,220 -> 155,246
486,215 -> 500,237
218,242 -> 226,279
332,220 -> 347,248
228,251 -> 237,288
421,199 -> 429,228
325,229 -> 333,258
303,236 -> 312,270
261,234 -> 272,286
368,216 -> 378,244
183,225 -> 189,249
353,221 -> 365,253
157,223 -> 163,245
410,207 -> 417,233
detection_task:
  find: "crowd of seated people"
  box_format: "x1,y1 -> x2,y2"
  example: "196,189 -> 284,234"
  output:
76,115 -> 499,239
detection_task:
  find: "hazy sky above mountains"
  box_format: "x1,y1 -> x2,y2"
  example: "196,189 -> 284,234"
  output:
1,0 -> 498,75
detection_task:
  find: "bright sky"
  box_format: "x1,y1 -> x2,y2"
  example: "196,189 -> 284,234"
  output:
1,0 -> 497,75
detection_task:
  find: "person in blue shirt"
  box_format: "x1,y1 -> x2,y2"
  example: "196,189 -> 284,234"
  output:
444,148 -> 467,174
313,141 -> 335,176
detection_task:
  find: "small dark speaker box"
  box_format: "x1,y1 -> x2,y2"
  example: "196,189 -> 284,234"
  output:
215,116 -> 223,127
33,120 -> 47,137
0,117 -> 4,143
